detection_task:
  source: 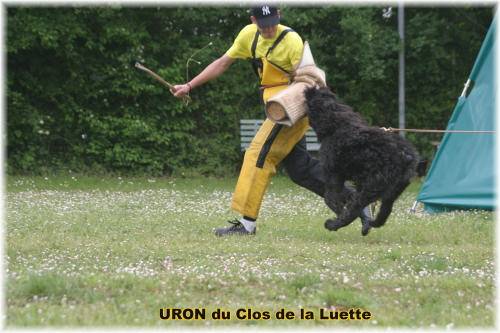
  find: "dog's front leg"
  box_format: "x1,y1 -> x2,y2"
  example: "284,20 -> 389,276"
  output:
325,192 -> 365,231
323,176 -> 346,230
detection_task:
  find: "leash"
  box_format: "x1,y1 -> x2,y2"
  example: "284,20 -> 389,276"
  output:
381,127 -> 496,134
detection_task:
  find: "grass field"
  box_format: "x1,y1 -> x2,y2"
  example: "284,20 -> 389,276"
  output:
5,174 -> 496,328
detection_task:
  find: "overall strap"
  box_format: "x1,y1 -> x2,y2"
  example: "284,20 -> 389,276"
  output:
265,29 -> 295,75
251,30 -> 262,77
267,59 -> 291,75
265,29 -> 294,57
251,30 -> 260,59
250,28 -> 295,78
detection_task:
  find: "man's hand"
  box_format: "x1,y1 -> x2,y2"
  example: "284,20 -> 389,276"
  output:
171,83 -> 191,98
170,54 -> 235,99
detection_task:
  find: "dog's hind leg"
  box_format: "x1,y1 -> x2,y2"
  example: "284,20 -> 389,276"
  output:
343,183 -> 375,236
370,180 -> 411,228
369,199 -> 394,228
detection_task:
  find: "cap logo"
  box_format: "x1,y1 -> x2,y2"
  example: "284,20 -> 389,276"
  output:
262,6 -> 271,16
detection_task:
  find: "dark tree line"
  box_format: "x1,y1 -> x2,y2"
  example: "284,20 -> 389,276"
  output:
7,5 -> 494,175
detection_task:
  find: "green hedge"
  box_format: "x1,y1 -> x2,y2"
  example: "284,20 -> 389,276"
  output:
7,5 -> 493,175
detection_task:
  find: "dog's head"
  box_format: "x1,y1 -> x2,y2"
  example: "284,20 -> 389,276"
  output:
305,87 -> 345,114
305,87 -> 354,138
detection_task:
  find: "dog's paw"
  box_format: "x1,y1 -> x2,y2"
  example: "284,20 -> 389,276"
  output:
325,219 -> 340,231
361,223 -> 372,236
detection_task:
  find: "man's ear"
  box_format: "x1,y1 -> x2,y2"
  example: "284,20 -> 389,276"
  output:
278,9 -> 280,18
250,16 -> 257,24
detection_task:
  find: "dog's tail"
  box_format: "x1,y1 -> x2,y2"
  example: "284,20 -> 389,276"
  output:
416,156 -> 428,177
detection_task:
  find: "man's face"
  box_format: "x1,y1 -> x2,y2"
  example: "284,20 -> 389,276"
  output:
258,24 -> 278,39
250,10 -> 280,39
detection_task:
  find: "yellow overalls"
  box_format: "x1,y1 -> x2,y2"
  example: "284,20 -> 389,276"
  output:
230,51 -> 311,219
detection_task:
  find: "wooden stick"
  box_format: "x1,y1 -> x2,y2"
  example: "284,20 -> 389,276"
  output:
135,62 -> 190,105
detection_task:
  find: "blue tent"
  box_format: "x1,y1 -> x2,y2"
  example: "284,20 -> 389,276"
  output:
416,16 -> 496,212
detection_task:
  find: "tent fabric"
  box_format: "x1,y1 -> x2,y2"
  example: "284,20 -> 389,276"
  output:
416,16 -> 496,213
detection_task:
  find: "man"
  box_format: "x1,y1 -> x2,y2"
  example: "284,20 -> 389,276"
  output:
172,5 -> 373,236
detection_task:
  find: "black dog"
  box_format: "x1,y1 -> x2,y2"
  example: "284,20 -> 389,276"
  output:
305,87 -> 418,235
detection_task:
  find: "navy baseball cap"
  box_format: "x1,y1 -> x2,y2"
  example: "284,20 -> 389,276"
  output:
252,5 -> 279,28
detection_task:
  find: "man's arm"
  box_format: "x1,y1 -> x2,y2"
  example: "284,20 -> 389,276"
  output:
171,54 -> 236,98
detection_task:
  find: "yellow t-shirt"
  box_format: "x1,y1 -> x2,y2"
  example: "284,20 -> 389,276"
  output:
226,24 -> 303,73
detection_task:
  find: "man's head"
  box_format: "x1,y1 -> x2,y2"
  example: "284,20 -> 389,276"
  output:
250,5 -> 280,39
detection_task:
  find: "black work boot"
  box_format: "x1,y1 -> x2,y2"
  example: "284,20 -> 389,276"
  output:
214,219 -> 256,237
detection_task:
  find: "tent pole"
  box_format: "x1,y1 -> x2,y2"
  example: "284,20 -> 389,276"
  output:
460,79 -> 471,98
410,200 -> 418,213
